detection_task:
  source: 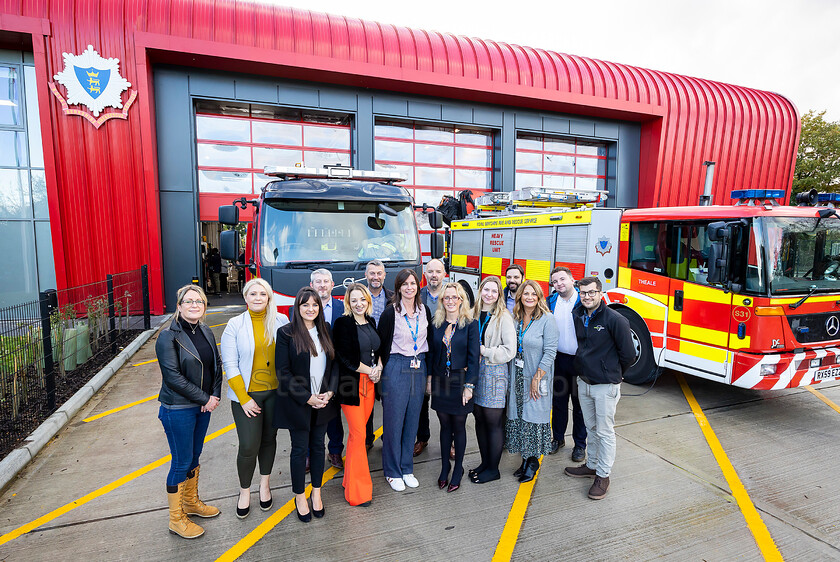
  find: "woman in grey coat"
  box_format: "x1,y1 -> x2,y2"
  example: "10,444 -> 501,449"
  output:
505,280 -> 558,483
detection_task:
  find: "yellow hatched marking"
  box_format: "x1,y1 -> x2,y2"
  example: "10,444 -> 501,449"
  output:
451,254 -> 467,268
82,394 -> 159,422
670,309 -> 682,325
482,256 -> 503,276
682,282 -> 733,305
492,455 -> 544,561
525,259 -> 551,284
624,295 -> 668,321
0,423 -> 236,547
677,374 -> 783,561
806,386 -> 840,414
217,426 -> 384,561
729,334 -> 752,350
679,324 -> 729,347
677,339 -> 729,363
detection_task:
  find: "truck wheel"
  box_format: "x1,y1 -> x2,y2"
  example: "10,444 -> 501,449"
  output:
613,307 -> 657,385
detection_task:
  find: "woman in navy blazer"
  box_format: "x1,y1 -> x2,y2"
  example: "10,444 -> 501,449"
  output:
274,287 -> 339,523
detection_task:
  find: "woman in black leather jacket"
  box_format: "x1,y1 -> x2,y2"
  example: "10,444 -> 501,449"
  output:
155,284 -> 223,539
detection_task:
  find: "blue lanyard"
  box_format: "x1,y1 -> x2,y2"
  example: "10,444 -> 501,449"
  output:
479,313 -> 492,341
517,318 -> 534,355
404,312 -> 420,353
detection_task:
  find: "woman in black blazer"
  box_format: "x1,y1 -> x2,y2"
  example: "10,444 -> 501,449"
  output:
428,282 -> 479,492
274,287 -> 338,523
333,283 -> 382,507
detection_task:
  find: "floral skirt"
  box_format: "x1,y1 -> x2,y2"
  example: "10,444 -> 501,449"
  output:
504,356 -> 552,458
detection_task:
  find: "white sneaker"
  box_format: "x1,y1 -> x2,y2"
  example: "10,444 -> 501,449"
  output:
386,477 -> 406,492
402,473 -> 419,488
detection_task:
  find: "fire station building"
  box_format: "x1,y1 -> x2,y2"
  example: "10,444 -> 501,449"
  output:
0,2 -> 799,311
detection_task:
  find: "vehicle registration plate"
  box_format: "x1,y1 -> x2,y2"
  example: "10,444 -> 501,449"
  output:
814,366 -> 840,381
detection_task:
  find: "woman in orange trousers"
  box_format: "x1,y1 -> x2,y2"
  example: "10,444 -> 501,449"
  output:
332,283 -> 382,506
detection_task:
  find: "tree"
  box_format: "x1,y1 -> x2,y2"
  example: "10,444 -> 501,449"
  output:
792,110 -> 840,203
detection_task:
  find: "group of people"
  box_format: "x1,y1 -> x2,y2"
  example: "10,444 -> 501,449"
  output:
154,259 -> 635,539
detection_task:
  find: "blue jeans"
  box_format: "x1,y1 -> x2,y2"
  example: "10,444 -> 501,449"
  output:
158,405 -> 212,487
381,353 -> 426,479
577,380 -> 620,478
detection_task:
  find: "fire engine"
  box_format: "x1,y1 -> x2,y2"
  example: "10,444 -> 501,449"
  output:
217,165 -> 443,311
448,187 -> 840,390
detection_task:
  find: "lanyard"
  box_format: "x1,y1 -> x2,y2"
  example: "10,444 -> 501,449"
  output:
517,317 -> 534,355
442,324 -> 455,374
479,313 -> 492,341
404,312 -> 420,353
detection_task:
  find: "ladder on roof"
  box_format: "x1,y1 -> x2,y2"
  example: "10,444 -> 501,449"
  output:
471,186 -> 608,217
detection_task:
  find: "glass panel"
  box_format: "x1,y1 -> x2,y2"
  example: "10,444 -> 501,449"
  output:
414,166 -> 453,187
575,176 -> 598,190
197,143 -> 251,168
516,151 -> 542,172
375,139 -> 414,162
197,170 -> 252,193
456,129 -> 491,146
414,126 -> 453,143
455,168 -> 491,189
544,138 -> 575,154
34,220 -> 56,290
413,188 -> 453,207
251,121 -> 301,145
455,146 -> 491,168
375,163 -> 413,184
516,134 -> 542,151
303,150 -> 350,169
543,154 -> 574,174
31,169 -> 48,219
195,115 -> 251,142
253,147 -> 302,169
0,168 -> 30,218
24,66 -> 43,168
0,66 -> 22,126
575,157 -> 599,176
577,142 -> 606,156
0,130 -> 26,166
543,175 -> 575,189
375,122 -> 413,139
0,220 -> 38,306
254,174 -> 273,192
515,172 -> 543,188
414,143 -> 453,165
303,125 -> 350,149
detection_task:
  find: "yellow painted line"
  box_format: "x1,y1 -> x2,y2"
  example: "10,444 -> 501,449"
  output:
0,423 -> 235,547
806,386 -> 840,414
677,374 -> 783,561
217,426 -> 384,562
132,343 -> 221,367
209,323 -> 228,328
82,394 -> 159,422
492,455 -> 543,561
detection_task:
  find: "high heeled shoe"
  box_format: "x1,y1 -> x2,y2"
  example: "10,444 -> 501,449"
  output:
519,457 -> 540,483
438,479 -> 448,489
294,497 -> 311,523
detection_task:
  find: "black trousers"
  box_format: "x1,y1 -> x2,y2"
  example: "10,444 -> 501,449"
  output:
416,392 -> 431,443
289,420 -> 329,494
553,352 -> 587,448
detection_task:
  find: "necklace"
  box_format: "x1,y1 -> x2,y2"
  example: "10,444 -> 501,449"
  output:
183,319 -> 199,334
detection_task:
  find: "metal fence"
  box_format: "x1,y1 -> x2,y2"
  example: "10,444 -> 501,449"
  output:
0,266 -> 151,458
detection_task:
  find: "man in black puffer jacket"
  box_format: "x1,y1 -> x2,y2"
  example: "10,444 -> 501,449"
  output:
564,276 -> 634,501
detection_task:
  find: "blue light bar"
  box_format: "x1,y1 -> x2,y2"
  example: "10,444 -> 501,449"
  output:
730,189 -> 786,200
818,192 -> 840,203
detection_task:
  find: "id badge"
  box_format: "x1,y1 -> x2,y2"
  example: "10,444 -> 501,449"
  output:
410,357 -> 421,369
515,358 -> 525,369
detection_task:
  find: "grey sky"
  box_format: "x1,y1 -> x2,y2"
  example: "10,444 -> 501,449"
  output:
279,0 -> 840,122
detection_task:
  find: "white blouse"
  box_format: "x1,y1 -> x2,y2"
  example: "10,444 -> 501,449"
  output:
308,326 -> 326,395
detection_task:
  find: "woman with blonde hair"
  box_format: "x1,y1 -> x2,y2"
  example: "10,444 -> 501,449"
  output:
428,282 -> 479,492
468,276 -> 516,484
220,278 -> 289,518
155,284 -> 222,539
332,283 -> 382,506
505,280 -> 558,483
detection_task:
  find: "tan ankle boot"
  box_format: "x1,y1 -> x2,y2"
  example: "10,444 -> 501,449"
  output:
182,465 -> 220,518
168,485 -> 204,539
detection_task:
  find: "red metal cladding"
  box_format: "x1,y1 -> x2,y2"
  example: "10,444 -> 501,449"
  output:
0,1 -> 799,314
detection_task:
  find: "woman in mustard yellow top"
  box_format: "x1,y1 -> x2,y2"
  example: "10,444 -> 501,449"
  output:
220,278 -> 289,518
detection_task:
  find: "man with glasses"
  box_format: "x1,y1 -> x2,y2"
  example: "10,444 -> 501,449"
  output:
547,267 -> 586,463
564,277 -> 634,500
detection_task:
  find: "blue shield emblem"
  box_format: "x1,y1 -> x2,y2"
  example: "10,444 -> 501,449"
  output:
73,66 -> 110,99
595,236 -> 613,256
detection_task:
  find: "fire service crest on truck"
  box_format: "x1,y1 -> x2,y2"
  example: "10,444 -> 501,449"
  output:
50,45 -> 136,129
595,236 -> 612,256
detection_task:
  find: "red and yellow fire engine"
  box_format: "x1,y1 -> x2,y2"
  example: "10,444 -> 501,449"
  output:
449,187 -> 840,389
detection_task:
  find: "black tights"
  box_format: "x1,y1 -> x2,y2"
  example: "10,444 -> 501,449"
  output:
437,411 -> 468,485
473,405 -> 505,479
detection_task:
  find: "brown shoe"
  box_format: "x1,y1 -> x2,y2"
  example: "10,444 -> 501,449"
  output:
588,476 -> 610,500
413,441 -> 428,457
168,485 -> 204,539
328,453 -> 344,470
181,466 -> 220,518
564,464 -> 597,478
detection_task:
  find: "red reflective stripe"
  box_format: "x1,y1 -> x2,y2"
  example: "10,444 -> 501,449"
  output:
554,261 -> 585,280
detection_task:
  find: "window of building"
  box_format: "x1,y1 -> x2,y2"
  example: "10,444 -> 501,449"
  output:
515,133 -> 607,191
194,101 -> 352,195
0,56 -> 52,307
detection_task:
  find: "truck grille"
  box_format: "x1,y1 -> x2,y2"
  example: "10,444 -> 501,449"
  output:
788,312 -> 840,344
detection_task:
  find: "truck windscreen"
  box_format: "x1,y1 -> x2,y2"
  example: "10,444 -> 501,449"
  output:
761,216 -> 840,294
259,200 -> 420,266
